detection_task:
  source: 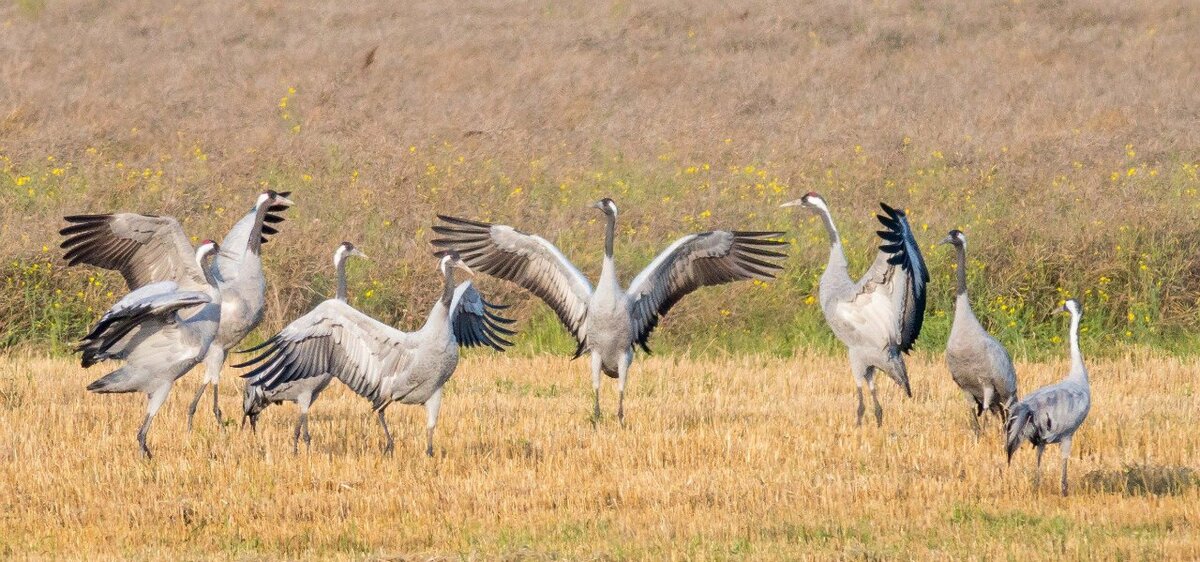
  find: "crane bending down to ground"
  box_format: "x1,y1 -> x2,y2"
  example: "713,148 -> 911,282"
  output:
780,193 -> 929,427
941,229 -> 1018,434
431,198 -> 788,424
236,251 -> 515,456
75,241 -> 222,458
241,241 -> 367,452
1006,299 -> 1091,496
59,190 -> 293,429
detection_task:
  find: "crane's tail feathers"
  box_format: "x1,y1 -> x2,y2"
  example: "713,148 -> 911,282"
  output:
86,368 -> 133,394
1005,403 -> 1033,464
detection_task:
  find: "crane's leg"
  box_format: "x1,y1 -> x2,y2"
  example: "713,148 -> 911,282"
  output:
616,350 -> 632,427
591,352 -> 603,424
867,374 -> 884,428
424,387 -> 444,458
851,355 -> 867,427
186,382 -> 208,431
294,392 -> 313,453
981,387 -> 996,431
188,347 -> 226,429
967,395 -> 982,437
1033,443 -> 1045,492
1059,436 -> 1072,497
377,409 -> 394,457
140,384 -> 172,459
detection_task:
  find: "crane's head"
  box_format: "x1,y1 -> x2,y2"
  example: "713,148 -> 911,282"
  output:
334,241 -> 368,268
780,192 -> 828,214
256,190 -> 295,210
195,239 -> 220,268
940,229 -> 966,248
591,197 -> 618,218
434,250 -> 474,277
1054,298 -> 1082,316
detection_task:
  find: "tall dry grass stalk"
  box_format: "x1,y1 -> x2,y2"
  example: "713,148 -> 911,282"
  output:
0,352 -> 1196,559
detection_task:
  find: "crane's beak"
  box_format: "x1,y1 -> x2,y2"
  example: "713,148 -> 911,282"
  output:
1051,304 -> 1068,315
352,249 -> 368,260
779,198 -> 805,208
938,236 -> 953,246
275,195 -> 296,207
454,261 -> 475,276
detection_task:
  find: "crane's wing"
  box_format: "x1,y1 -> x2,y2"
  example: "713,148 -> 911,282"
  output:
626,230 -> 787,350
431,215 -> 592,345
448,281 -> 518,351
836,203 -> 929,353
60,213 -> 208,291
216,193 -> 291,282
77,281 -> 212,367
235,299 -> 418,409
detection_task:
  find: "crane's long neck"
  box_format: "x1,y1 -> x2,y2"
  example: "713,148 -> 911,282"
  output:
440,266 -> 456,309
201,258 -> 220,290
603,213 -> 616,259
816,207 -> 849,274
247,203 -> 271,255
954,243 -> 968,297
1066,309 -> 1087,383
335,255 -> 348,301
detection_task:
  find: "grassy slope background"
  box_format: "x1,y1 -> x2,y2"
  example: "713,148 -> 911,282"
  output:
2,0 -> 1200,358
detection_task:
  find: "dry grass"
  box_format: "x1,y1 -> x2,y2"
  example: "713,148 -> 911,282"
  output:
1,352 -> 1196,559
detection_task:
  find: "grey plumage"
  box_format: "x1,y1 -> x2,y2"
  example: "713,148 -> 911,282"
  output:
781,192 -> 929,427
76,242 -> 223,458
431,197 -> 787,423
1006,299 -> 1091,496
941,229 -> 1018,433
236,252 -> 515,456
60,190 -> 294,430
240,241 -> 367,452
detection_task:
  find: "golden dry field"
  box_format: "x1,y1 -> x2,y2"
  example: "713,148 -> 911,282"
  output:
1,352 -> 1196,560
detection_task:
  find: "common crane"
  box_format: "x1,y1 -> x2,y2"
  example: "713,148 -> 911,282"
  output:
59,190 -> 294,429
1006,299 -> 1091,496
432,198 -> 787,423
241,241 -> 367,452
235,251 -> 515,456
76,241 -> 222,458
941,229 -> 1018,433
780,193 -> 929,427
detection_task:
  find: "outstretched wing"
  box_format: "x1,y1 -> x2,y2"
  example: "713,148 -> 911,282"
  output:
448,282 -> 518,351
216,193 -> 291,282
60,213 -> 207,291
626,230 -> 787,350
839,203 -> 929,353
235,299 -> 418,409
431,215 -> 592,345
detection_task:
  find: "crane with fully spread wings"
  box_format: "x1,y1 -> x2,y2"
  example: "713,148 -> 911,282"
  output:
432,198 -> 788,424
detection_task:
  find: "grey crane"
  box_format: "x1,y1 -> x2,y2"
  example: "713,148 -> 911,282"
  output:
1006,299 -> 1091,496
432,198 -> 788,423
941,229 -> 1019,433
241,241 -> 367,452
235,251 -> 516,456
780,192 -> 929,427
59,190 -> 294,430
76,240 -> 223,458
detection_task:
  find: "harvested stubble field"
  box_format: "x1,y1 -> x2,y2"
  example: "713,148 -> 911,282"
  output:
0,352 -> 1197,559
